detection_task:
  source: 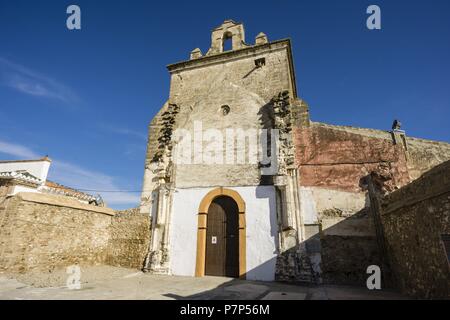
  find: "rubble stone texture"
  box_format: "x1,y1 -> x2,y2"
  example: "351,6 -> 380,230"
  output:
293,122 -> 450,285
106,210 -> 151,269
0,193 -> 150,273
381,161 -> 450,299
0,193 -> 113,273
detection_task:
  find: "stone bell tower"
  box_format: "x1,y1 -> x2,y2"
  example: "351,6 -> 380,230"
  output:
207,20 -> 248,54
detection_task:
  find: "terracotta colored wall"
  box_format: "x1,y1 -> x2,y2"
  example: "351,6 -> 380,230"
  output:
293,123 -> 411,285
294,124 -> 410,192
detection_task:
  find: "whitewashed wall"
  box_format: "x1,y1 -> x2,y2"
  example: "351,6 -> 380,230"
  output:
169,186 -> 278,281
11,185 -> 39,194
300,186 -> 368,225
0,160 -> 50,182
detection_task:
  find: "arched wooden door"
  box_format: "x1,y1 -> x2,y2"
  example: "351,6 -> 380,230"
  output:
205,196 -> 239,277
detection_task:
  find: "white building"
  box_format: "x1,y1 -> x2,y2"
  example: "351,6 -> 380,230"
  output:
0,157 -> 101,205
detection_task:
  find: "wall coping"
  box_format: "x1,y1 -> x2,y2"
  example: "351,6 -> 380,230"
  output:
381,160 -> 450,215
10,192 -> 115,216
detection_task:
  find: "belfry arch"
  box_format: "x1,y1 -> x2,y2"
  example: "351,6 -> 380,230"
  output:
208,20 -> 248,54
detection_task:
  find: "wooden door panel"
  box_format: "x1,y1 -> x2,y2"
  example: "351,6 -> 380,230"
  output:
205,196 -> 239,277
222,198 -> 239,277
205,201 -> 225,276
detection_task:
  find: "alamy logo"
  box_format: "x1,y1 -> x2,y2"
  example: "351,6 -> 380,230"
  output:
171,122 -> 279,175
366,265 -> 381,290
367,5 -> 381,30
66,5 -> 81,30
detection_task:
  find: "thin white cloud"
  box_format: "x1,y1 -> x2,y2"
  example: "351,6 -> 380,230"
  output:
99,123 -> 147,140
0,139 -> 139,207
0,57 -> 79,103
0,140 -> 40,159
50,161 -> 140,206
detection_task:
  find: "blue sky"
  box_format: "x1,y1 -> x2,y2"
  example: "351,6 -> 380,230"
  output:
0,0 -> 449,209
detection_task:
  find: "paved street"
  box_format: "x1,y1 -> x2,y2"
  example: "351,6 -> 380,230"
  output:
0,267 -> 407,300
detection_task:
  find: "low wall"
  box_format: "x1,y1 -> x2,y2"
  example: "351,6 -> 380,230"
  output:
293,123 -> 450,287
106,208 -> 151,269
406,138 -> 450,181
381,161 -> 450,299
320,209 -> 382,286
0,192 -> 114,273
293,123 -> 403,285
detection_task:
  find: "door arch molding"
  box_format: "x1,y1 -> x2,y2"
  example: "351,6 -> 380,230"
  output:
195,187 -> 246,278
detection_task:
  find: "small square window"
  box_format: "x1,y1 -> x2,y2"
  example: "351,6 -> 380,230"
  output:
255,58 -> 266,67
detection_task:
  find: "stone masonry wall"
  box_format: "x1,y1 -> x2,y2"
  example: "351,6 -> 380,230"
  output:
106,208 -> 151,269
406,138 -> 450,181
293,121 -> 450,286
0,193 -> 151,273
319,210 -> 383,286
381,161 -> 450,299
0,192 -> 114,273
293,122 -> 409,285
141,41 -> 296,194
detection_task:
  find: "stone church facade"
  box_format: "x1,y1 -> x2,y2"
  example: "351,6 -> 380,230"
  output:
140,20 -> 450,284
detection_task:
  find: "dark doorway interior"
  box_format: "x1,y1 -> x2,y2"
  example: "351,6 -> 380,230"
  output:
205,196 -> 239,277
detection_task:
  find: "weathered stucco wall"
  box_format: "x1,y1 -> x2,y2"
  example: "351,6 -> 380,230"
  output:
295,123 -> 410,193
0,192 -> 114,273
300,186 -> 368,224
141,41 -> 296,201
381,161 -> 450,299
293,121 -> 450,286
106,208 -> 151,269
169,42 -> 294,106
293,122 -> 408,285
170,44 -> 294,189
293,123 -> 450,191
